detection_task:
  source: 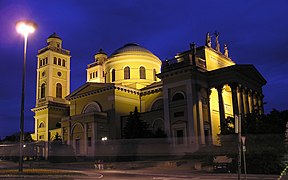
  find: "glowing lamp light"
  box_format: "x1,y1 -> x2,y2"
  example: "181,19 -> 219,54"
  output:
16,20 -> 37,37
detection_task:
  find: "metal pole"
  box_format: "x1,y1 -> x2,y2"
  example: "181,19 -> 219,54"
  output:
238,114 -> 242,180
243,147 -> 247,180
19,34 -> 28,172
242,136 -> 247,180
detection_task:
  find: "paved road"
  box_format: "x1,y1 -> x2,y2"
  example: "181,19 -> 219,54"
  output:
74,169 -> 279,180
0,160 -> 283,180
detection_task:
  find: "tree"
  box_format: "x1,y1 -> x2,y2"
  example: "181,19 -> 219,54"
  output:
1,132 -> 33,143
218,110 -> 288,174
123,107 -> 153,139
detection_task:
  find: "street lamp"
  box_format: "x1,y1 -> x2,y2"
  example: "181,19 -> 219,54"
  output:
16,20 -> 37,172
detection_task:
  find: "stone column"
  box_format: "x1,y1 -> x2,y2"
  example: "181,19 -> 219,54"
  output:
249,90 -> 255,113
244,88 -> 250,115
206,89 -> 213,145
163,86 -> 171,137
67,121 -> 71,145
197,88 -> 205,145
216,85 -> 225,132
84,123 -> 88,154
258,94 -> 264,114
254,92 -> 260,114
229,83 -> 239,116
187,81 -> 197,148
92,122 -> 96,156
238,86 -> 244,115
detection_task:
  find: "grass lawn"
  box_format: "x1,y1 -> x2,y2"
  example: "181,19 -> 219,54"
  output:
0,168 -> 85,176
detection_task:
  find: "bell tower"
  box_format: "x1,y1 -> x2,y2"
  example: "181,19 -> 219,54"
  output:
32,33 -> 70,142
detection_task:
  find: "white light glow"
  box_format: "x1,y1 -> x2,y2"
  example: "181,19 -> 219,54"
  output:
16,20 -> 37,37
101,137 -> 108,141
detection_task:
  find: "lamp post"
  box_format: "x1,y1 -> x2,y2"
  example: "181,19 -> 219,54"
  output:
16,20 -> 37,172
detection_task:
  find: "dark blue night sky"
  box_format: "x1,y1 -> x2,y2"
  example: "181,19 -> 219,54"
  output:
0,0 -> 287,138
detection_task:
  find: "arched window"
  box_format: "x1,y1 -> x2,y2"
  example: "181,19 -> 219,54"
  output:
153,69 -> 157,81
62,59 -> 65,67
54,57 -> 57,64
40,83 -> 45,98
111,69 -> 115,82
124,66 -> 130,79
58,58 -> 61,65
56,83 -> 62,98
172,92 -> 185,101
39,122 -> 45,128
151,99 -> 163,111
139,66 -> 146,79
82,102 -> 102,113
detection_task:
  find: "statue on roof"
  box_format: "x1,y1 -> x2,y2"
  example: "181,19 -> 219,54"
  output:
224,44 -> 229,57
214,32 -> 220,51
205,32 -> 211,47
189,42 -> 197,65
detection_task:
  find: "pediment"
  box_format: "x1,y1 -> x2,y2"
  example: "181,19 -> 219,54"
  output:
66,82 -> 114,100
208,64 -> 267,91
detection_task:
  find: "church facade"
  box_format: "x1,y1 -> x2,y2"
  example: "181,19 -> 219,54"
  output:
31,33 -> 266,157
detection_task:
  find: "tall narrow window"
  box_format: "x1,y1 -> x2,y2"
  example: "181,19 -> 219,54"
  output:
139,66 -> 146,79
40,60 -> 42,67
124,66 -> 130,79
111,69 -> 115,82
56,83 -> 62,98
176,130 -> 184,144
40,83 -> 45,98
54,57 -> 57,64
58,58 -> 61,66
45,57 -> 48,65
153,69 -> 157,81
95,71 -> 98,77
62,60 -> 65,67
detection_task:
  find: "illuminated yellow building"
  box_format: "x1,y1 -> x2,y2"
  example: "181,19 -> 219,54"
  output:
32,33 -> 266,156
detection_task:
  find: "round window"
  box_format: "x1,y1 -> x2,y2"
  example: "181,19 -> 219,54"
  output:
57,72 -> 62,76
42,71 -> 45,77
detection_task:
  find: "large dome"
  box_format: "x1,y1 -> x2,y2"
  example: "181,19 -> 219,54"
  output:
110,43 -> 154,57
104,43 -> 162,90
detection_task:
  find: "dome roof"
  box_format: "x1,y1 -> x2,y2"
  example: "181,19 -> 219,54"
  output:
110,43 -> 153,57
48,32 -> 62,40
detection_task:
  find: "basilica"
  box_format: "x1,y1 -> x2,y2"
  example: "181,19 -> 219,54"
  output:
31,33 -> 266,157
